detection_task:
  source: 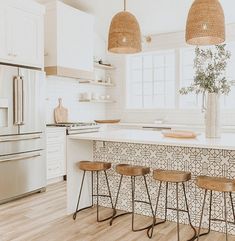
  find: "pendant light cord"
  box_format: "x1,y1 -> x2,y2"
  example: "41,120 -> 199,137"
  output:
124,0 -> 126,11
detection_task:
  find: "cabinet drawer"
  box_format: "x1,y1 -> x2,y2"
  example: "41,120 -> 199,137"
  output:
47,158 -> 63,166
47,132 -> 65,144
47,165 -> 61,179
46,127 -> 66,143
47,143 -> 64,155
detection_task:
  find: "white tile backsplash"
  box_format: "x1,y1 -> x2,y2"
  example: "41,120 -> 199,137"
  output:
46,76 -> 107,124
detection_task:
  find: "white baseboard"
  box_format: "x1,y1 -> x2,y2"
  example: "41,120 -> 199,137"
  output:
47,176 -> 65,185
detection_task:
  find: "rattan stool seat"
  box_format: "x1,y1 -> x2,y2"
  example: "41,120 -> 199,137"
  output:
116,164 -> 150,176
153,169 -> 191,183
78,161 -> 111,171
196,175 -> 235,192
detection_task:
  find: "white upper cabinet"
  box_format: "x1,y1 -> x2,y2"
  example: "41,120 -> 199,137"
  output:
0,1 -> 44,69
9,6 -> 43,68
0,5 -> 11,61
44,1 -> 94,79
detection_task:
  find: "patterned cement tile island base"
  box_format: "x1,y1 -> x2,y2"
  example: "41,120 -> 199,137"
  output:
93,141 -> 235,235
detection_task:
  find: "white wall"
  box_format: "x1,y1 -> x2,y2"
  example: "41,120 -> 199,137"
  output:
45,30 -> 108,124
46,75 -> 106,123
106,23 -> 235,126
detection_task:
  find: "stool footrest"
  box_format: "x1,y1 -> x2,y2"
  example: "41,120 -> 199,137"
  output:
167,207 -> 188,213
134,200 -> 151,205
73,205 -> 93,220
194,218 -> 235,240
211,218 -> 235,225
147,219 -> 167,237
110,211 -> 132,226
97,209 -> 116,223
92,194 -> 111,198
133,223 -> 155,232
110,210 -> 154,232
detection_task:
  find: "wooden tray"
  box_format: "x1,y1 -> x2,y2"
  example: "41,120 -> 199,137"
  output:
162,130 -> 198,139
94,119 -> 121,124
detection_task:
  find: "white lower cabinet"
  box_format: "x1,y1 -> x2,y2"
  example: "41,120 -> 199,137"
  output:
46,127 -> 66,181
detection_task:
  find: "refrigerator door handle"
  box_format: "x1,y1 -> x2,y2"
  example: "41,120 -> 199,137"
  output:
13,76 -> 20,125
21,75 -> 25,125
0,153 -> 41,164
13,76 -> 24,125
0,133 -> 42,143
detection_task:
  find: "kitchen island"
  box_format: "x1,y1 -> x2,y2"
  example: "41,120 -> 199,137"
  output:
67,129 -> 235,235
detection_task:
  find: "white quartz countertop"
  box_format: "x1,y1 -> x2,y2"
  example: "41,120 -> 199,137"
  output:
68,129 -> 235,150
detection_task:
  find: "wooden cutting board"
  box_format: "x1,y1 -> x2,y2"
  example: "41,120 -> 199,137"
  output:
54,98 -> 68,123
162,130 -> 198,139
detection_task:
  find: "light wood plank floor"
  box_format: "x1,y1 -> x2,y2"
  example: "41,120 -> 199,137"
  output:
0,181 -> 235,241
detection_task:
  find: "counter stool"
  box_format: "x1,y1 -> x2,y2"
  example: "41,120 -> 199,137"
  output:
148,169 -> 197,241
73,161 -> 115,222
196,176 -> 235,241
110,164 -> 155,234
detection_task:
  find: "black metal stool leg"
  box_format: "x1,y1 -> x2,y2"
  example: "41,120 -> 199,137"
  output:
224,192 -> 228,241
131,175 -> 155,234
73,171 -> 93,220
131,176 -> 136,231
143,176 -> 155,218
104,170 -> 116,219
208,190 -> 212,234
104,170 -> 115,210
176,182 -> 180,241
195,190 -> 212,240
110,175 -> 131,225
182,183 -> 197,241
147,181 -> 165,238
96,170 -> 100,221
197,189 -> 208,241
91,171 -> 94,206
230,192 -> 235,223
143,175 -> 156,238
165,182 -> 169,221
95,170 -> 115,222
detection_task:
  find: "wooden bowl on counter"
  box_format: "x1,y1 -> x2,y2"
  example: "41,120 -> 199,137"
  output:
94,119 -> 121,124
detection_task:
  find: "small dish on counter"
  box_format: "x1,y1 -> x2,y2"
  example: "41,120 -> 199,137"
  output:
94,119 -> 121,124
162,130 -> 198,139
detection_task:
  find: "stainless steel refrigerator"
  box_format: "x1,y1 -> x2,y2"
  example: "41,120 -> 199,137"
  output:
0,64 -> 46,204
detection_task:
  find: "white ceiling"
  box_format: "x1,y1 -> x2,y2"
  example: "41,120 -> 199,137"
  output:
38,0 -> 235,41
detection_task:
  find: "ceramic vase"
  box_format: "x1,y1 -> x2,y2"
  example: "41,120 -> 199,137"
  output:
205,93 -> 221,138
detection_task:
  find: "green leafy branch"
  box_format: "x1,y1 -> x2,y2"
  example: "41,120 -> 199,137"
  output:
179,44 -> 231,95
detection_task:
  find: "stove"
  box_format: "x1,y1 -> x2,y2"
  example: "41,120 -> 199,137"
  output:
47,122 -> 100,135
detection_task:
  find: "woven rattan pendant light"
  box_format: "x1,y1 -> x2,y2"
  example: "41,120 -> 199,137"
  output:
186,0 -> 225,45
108,0 -> 141,54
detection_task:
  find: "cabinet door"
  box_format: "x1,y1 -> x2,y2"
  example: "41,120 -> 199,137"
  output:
46,128 -> 66,180
57,3 -> 94,72
9,7 -> 43,68
0,5 -> 12,62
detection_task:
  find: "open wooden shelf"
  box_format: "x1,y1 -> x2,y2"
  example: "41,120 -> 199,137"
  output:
79,79 -> 115,87
79,99 -> 116,103
94,63 -> 115,70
